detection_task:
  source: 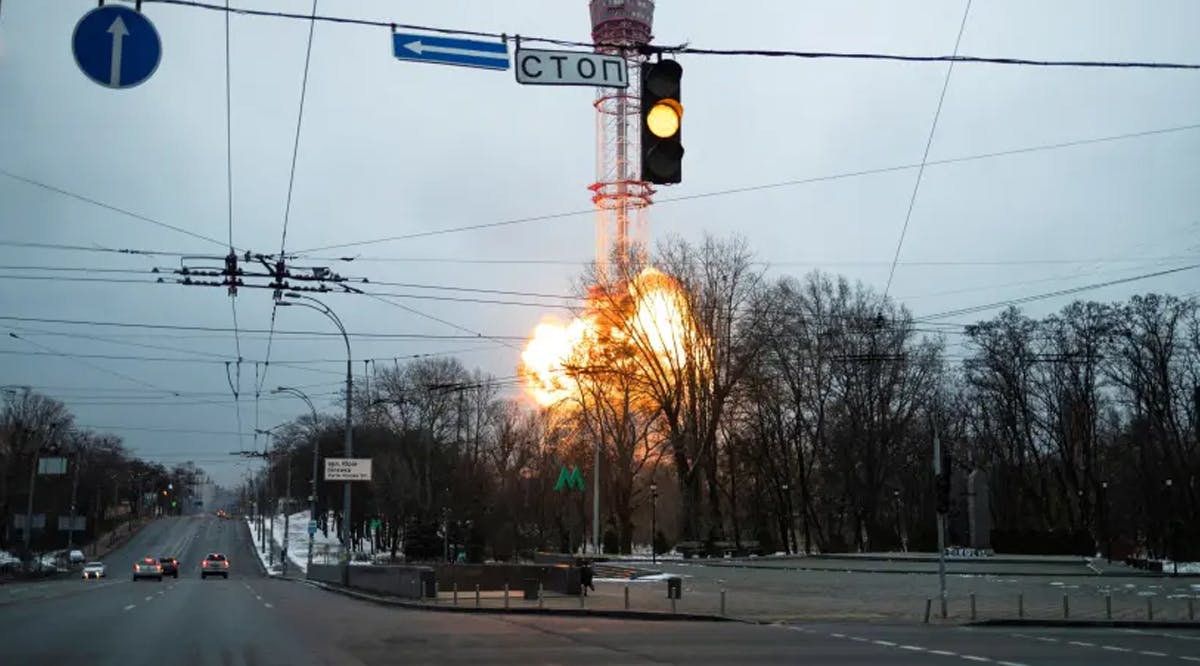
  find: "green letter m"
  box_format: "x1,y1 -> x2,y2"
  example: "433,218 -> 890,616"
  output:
553,466 -> 585,492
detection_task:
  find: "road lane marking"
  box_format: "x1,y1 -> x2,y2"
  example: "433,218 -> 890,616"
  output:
1035,637 -> 1059,643
996,661 -> 1027,666
123,604 -> 135,611
264,602 -> 273,608
899,645 -> 925,651
255,595 -> 262,601
849,637 -> 868,643
961,657 -> 991,663
1179,657 -> 1200,663
930,649 -> 957,656
830,633 -> 845,638
872,640 -> 897,647
1068,641 -> 1095,647
1101,646 -> 1132,653
1138,651 -> 1167,658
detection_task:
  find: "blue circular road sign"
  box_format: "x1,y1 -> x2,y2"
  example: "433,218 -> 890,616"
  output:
72,5 -> 161,89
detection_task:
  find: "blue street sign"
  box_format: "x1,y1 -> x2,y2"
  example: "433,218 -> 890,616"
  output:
307,520 -> 318,536
72,5 -> 161,89
392,33 -> 508,71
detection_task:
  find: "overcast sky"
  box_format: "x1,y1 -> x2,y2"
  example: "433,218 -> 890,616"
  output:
1,0 -> 1198,487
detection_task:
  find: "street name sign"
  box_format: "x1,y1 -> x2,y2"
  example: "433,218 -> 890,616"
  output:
392,33 -> 509,71
307,519 -> 318,536
72,5 -> 161,89
515,48 -> 628,88
324,458 -> 372,481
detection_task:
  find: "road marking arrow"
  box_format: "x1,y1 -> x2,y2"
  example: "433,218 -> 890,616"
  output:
106,16 -> 128,87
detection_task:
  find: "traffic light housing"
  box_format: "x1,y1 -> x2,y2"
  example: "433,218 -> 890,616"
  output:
640,59 -> 683,184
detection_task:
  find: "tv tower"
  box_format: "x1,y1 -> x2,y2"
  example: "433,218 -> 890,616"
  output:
589,0 -> 655,279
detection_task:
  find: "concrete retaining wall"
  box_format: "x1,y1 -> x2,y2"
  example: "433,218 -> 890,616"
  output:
308,564 -> 436,599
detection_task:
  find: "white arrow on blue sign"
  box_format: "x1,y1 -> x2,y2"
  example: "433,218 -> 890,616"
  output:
72,5 -> 161,89
392,33 -> 508,71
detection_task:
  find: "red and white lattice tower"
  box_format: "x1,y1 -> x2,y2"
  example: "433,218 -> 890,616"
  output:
589,0 -> 655,280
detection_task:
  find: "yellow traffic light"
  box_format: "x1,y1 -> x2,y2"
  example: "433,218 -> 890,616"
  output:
646,99 -> 682,138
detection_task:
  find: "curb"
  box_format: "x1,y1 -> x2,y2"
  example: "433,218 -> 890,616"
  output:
298,578 -> 740,623
968,619 -> 1200,629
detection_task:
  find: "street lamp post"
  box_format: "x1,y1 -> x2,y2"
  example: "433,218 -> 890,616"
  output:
1164,478 -> 1176,575
781,483 -> 792,554
1100,481 -> 1110,564
274,386 -> 320,572
650,483 -> 658,565
278,293 -> 353,584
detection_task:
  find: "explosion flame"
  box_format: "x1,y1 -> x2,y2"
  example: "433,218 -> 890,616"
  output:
520,268 -> 698,407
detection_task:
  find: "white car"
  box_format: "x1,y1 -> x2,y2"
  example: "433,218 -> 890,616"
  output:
68,549 -> 86,564
82,561 -> 106,579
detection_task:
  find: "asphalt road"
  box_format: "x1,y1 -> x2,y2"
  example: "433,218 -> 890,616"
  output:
2,516 -> 1197,665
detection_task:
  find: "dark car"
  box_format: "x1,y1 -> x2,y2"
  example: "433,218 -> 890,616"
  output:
158,557 -> 179,578
200,553 -> 229,579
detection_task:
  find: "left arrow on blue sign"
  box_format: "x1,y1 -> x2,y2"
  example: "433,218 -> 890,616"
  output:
72,5 -> 161,89
392,33 -> 509,71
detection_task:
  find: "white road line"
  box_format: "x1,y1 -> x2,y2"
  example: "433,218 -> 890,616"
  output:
1101,646 -> 1132,653
830,633 -> 845,638
255,595 -> 262,601
1138,651 -> 1168,658
1179,657 -> 1200,663
849,637 -> 869,643
899,645 -> 926,651
1035,637 -> 1059,643
930,649 -> 957,656
123,604 -> 135,611
1068,641 -> 1095,647
264,602 -> 273,609
873,640 -> 897,647
996,661 -> 1029,666
144,595 -> 152,601
961,656 -> 992,663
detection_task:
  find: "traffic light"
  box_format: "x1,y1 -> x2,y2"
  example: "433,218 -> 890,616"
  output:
640,59 -> 683,184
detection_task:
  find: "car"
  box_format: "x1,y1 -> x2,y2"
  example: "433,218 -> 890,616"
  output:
68,549 -> 86,564
132,557 -> 163,581
200,553 -> 229,579
158,557 -> 179,578
82,561 -> 106,579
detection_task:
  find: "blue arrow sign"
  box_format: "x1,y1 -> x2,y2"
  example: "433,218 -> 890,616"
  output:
392,33 -> 508,71
72,5 -> 161,89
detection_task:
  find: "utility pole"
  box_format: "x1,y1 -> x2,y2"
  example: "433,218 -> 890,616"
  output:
592,436 -> 601,554
67,448 -> 81,550
933,416 -> 947,620
283,455 -> 292,576
274,386 -> 320,573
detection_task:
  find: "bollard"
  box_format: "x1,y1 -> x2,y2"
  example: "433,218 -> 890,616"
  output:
1147,597 -> 1154,621
721,589 -> 727,617
1105,593 -> 1112,620
970,593 -> 976,621
504,583 -> 509,610
475,584 -> 480,609
624,586 -> 630,610
453,583 -> 458,606
1063,594 -> 1069,619
1018,593 -> 1024,619
924,599 -> 932,624
1189,596 -> 1195,621
538,583 -> 544,610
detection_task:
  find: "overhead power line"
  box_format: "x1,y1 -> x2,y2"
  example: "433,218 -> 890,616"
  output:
133,0 -> 1200,70
0,315 -> 528,340
0,169 -> 229,249
294,121 -> 1200,253
883,0 -> 971,300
